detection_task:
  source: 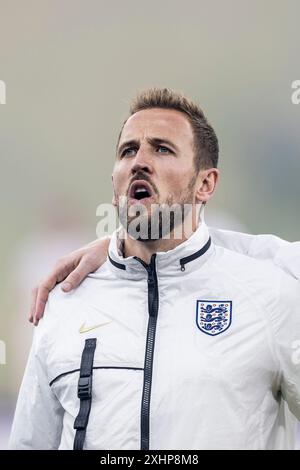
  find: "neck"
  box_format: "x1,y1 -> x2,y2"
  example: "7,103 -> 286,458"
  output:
123,206 -> 202,265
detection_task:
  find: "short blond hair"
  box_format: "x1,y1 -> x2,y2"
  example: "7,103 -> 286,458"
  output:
118,88 -> 219,171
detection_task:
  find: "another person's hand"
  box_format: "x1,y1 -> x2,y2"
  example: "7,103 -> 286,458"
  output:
29,237 -> 110,326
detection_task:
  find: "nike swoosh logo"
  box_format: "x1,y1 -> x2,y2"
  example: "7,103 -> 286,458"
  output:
79,321 -> 112,334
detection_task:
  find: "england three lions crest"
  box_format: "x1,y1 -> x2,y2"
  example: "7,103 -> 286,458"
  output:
196,300 -> 232,336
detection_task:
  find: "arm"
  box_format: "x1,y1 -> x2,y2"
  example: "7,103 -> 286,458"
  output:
30,229 -> 299,325
9,327 -> 64,449
274,242 -> 300,280
29,236 -> 110,325
272,272 -> 300,419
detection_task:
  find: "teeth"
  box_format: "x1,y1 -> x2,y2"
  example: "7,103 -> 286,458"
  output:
133,186 -> 150,200
136,188 -> 147,193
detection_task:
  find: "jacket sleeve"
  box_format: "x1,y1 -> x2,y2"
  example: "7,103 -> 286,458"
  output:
274,242 -> 300,281
210,227 -> 300,281
271,272 -> 300,419
9,326 -> 64,449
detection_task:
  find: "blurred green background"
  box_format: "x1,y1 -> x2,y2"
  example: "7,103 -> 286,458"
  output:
0,0 -> 299,448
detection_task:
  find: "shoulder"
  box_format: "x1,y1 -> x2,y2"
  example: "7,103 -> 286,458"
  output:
210,227 -> 289,260
213,245 -> 296,298
213,245 -> 300,323
37,277 -> 96,333
33,284 -> 78,341
44,283 -> 80,319
38,261 -> 113,332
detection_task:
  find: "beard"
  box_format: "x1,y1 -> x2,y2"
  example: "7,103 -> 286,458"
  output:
117,174 -> 197,241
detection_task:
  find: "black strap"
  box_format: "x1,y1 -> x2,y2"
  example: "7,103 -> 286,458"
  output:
73,338 -> 97,450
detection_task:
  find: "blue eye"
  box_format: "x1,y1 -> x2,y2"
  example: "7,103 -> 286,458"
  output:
157,146 -> 171,153
121,147 -> 137,157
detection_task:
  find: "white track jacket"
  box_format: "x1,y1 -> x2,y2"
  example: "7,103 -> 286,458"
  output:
9,224 -> 300,450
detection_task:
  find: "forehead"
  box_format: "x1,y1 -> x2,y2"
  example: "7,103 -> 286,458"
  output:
119,108 -> 194,147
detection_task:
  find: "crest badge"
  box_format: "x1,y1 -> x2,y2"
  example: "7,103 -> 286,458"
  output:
196,300 -> 232,336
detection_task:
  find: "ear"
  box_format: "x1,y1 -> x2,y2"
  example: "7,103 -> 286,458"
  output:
195,168 -> 219,203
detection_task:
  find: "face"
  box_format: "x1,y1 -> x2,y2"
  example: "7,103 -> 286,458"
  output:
112,108 -> 213,240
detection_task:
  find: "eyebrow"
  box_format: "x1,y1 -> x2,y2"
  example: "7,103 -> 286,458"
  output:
117,137 -> 179,156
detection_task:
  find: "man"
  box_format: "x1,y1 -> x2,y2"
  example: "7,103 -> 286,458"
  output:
10,88 -> 300,450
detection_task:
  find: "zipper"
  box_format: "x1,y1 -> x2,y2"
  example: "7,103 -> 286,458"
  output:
107,235 -> 212,449
136,253 -> 159,451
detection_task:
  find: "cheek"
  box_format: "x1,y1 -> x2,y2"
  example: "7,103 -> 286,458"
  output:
112,167 -> 127,193
163,169 -> 193,193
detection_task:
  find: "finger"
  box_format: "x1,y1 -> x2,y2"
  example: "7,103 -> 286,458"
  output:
32,258 -> 78,324
33,286 -> 50,325
61,264 -> 88,291
60,238 -> 111,291
29,286 -> 38,323
33,274 -> 59,324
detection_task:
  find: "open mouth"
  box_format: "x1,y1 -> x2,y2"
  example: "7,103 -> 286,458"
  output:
129,180 -> 154,202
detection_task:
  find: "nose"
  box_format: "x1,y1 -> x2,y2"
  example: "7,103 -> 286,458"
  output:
130,147 -> 153,176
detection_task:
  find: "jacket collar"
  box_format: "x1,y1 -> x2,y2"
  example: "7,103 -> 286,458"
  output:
108,221 -> 214,279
